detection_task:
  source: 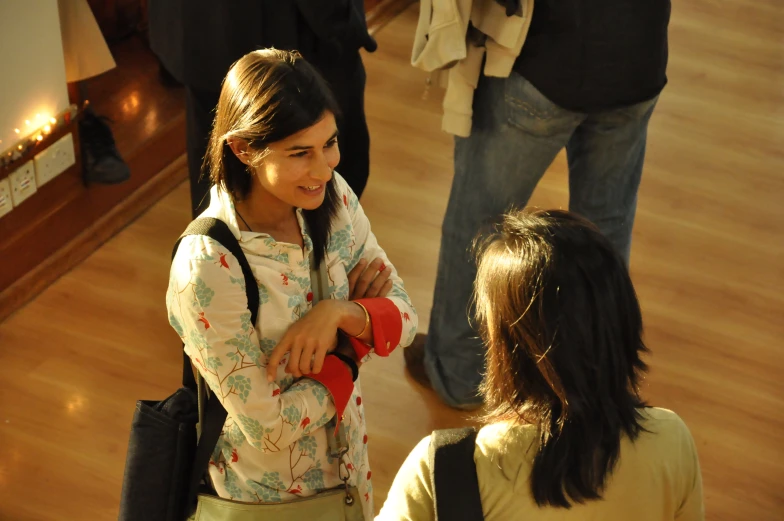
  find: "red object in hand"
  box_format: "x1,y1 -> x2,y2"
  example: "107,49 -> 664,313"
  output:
378,262 -> 386,272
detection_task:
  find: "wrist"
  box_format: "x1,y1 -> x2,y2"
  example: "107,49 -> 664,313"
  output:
337,300 -> 368,338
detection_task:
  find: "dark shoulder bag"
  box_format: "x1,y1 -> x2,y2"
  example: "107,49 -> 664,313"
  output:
430,427 -> 485,521
118,218 -> 259,521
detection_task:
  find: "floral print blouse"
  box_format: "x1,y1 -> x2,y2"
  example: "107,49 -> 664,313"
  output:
166,174 -> 418,520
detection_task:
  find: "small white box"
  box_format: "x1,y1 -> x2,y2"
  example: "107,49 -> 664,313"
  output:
35,132 -> 76,187
9,160 -> 37,206
0,177 -> 13,219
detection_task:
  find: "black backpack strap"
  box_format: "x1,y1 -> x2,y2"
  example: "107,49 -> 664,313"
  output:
172,218 -> 260,389
171,217 -> 260,514
430,427 -> 484,521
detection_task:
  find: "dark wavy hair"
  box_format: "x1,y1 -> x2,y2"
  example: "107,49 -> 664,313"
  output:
474,209 -> 649,508
205,48 -> 341,267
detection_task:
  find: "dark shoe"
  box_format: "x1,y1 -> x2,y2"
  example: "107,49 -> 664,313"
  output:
80,108 -> 131,184
404,333 -> 433,389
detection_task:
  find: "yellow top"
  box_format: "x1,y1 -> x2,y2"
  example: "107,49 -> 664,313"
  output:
377,407 -> 703,521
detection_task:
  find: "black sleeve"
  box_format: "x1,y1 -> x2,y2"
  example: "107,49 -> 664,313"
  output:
294,0 -> 378,53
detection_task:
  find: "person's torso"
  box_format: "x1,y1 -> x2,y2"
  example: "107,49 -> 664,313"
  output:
513,0 -> 672,111
192,180 -> 373,518
149,0 -> 369,91
474,408 -> 696,520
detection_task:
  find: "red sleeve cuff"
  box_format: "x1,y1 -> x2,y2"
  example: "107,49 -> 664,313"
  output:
349,298 -> 403,358
308,356 -> 354,432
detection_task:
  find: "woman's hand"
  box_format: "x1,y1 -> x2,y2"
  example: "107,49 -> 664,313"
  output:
266,300 -> 343,381
348,257 -> 393,300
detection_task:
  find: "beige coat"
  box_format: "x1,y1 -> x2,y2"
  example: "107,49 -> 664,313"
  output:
411,0 -> 534,137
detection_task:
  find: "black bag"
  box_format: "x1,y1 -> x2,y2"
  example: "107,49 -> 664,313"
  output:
118,218 -> 259,521
430,427 -> 485,521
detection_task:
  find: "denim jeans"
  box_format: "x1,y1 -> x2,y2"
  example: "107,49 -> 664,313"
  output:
424,72 -> 659,409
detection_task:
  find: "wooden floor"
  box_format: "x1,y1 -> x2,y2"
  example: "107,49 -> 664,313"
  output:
0,2 -> 782,520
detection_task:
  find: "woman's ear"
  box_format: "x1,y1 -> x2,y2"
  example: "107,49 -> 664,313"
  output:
227,138 -> 252,166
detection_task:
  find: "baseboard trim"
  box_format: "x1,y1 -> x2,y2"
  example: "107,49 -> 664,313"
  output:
0,154 -> 187,323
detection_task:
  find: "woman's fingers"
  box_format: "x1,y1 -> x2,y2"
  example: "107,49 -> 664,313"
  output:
299,339 -> 316,376
378,278 -> 394,298
287,342 -> 304,378
352,258 -> 385,299
366,266 -> 392,297
347,258 -> 367,296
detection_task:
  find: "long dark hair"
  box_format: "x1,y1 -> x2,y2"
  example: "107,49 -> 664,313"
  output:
205,48 -> 341,267
474,209 -> 649,508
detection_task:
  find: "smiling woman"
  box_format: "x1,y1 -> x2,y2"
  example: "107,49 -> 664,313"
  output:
166,48 -> 418,521
206,49 -> 344,266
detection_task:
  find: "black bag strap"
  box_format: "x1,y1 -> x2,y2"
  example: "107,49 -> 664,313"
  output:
171,217 -> 260,515
172,218 -> 260,390
430,427 -> 484,521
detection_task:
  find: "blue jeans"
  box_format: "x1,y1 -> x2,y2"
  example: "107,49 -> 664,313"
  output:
424,72 -> 659,409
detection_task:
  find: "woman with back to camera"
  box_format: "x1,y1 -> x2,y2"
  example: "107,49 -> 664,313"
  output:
377,209 -> 703,521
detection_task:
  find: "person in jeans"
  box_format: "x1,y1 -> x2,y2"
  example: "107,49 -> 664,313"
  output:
379,210 -> 703,521
405,0 -> 671,409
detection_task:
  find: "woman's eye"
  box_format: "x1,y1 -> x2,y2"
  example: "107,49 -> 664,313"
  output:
291,151 -> 309,158
325,139 -> 338,149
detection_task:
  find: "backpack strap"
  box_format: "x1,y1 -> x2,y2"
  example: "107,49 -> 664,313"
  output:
430,427 -> 484,521
171,217 -> 260,515
172,218 -> 260,389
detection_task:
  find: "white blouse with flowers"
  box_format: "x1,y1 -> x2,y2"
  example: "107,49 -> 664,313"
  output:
166,173 -> 417,520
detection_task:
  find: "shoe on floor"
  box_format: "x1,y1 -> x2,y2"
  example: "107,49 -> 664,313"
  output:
80,108 -> 131,185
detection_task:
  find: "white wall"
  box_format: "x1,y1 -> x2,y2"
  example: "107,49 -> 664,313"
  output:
0,1 -> 69,149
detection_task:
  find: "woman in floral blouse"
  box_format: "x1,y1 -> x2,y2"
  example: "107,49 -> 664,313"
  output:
166,49 -> 418,520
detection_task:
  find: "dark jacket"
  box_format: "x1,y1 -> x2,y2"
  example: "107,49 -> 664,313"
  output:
148,0 -> 376,92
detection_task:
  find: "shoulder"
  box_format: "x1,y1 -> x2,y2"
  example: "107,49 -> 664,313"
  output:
640,407 -> 694,440
171,234 -> 245,280
174,234 -> 243,262
399,435 -> 434,481
636,407 -> 699,467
